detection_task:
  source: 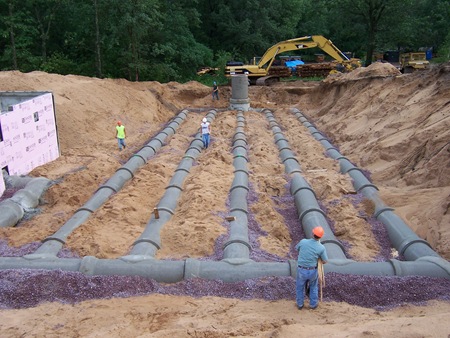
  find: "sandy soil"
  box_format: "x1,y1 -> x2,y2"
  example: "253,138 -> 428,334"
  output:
0,62 -> 449,337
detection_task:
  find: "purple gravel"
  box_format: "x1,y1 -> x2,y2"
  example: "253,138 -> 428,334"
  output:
0,240 -> 41,257
0,269 -> 449,310
0,240 -> 80,259
345,193 -> 393,261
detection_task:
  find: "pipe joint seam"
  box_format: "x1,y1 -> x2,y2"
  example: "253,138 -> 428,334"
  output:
96,185 -> 117,193
230,207 -> 248,214
115,167 -> 134,178
232,138 -> 248,146
233,154 -> 249,162
291,186 -> 317,198
75,207 -> 95,214
223,239 -> 252,251
183,154 -> 196,161
233,169 -> 249,175
344,167 -> 366,176
142,144 -> 157,153
288,260 -> 298,277
133,239 -> 161,249
278,146 -> 292,152
131,154 -> 147,164
166,125 -> 177,134
156,207 -> 174,215
232,145 -> 247,152
321,239 -> 346,252
42,237 -> 66,245
151,138 -> 164,147
175,167 -> 190,174
282,157 -> 299,164
288,169 -> 303,175
357,184 -> 379,192
230,185 -> 249,192
166,185 -> 183,191
399,238 -> 433,256
373,207 -> 395,218
416,256 -> 450,277
299,208 -> 326,223
187,146 -> 201,154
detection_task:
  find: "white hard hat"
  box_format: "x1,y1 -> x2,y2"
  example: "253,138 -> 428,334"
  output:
202,118 -> 207,122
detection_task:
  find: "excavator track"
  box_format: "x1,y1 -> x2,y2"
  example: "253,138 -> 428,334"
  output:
255,75 -> 280,86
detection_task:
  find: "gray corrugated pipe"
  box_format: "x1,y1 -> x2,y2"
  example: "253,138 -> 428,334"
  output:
290,108 -> 450,278
0,255 -> 294,283
0,176 -> 51,228
223,110 -> 251,260
262,109 -> 347,260
0,108 -> 448,281
29,110 -> 189,257
126,110 -> 218,259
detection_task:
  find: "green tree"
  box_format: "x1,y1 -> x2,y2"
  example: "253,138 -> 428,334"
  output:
197,0 -> 302,62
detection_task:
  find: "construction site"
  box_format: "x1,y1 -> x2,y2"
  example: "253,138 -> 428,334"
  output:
0,62 -> 449,336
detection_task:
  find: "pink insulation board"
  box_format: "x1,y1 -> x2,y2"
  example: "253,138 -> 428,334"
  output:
0,92 -> 59,181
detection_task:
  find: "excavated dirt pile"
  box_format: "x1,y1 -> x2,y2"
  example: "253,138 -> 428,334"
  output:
0,63 -> 449,336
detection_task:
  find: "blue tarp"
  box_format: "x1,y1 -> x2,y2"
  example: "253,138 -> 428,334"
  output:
284,60 -> 304,71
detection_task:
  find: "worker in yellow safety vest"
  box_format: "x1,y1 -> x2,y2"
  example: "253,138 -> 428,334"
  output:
115,121 -> 126,151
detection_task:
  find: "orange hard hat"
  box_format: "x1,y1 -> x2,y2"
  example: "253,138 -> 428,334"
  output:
312,226 -> 324,238
117,121 -> 122,125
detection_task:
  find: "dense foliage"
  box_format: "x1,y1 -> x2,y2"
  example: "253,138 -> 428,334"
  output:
0,0 -> 449,82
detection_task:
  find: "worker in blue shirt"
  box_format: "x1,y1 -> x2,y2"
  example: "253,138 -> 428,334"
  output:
295,226 -> 328,310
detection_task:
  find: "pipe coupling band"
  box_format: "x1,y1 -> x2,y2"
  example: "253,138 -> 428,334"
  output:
398,238 -> 433,256
131,154 -> 147,163
133,239 -> 161,249
76,207 -> 95,214
374,207 -> 394,218
116,167 -> 134,178
223,239 -> 252,251
157,207 -> 174,215
42,236 -> 66,244
97,184 -> 117,193
291,186 -> 317,199
142,144 -> 157,153
299,208 -> 326,222
321,239 -> 346,252
357,183 -> 379,192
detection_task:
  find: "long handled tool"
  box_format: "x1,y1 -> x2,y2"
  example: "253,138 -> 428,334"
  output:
318,259 -> 325,301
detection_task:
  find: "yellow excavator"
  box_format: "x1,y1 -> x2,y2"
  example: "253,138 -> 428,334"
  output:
225,35 -> 360,85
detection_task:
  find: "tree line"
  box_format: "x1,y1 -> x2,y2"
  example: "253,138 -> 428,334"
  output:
1,0 -> 449,83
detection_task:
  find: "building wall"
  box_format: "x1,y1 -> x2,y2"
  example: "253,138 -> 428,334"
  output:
0,169 -> 4,196
0,92 -> 59,180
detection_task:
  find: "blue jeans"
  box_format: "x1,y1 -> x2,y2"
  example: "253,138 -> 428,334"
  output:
118,138 -> 126,150
202,133 -> 210,148
212,92 -> 219,100
296,268 -> 319,308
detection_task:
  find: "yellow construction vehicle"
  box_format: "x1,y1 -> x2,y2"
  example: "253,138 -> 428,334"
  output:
196,67 -> 219,75
225,35 -> 360,85
399,52 -> 429,73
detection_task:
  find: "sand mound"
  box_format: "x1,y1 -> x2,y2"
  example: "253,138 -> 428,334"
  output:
324,62 -> 402,84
